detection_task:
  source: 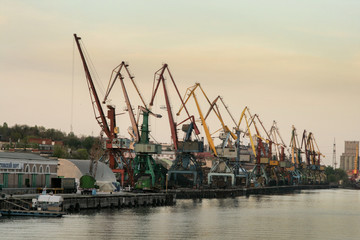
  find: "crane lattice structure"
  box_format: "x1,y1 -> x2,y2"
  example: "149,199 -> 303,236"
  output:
74,34 -> 133,187
150,65 -> 204,187
332,139 -> 337,169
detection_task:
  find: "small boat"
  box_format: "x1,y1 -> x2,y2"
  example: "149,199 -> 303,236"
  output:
0,193 -> 65,217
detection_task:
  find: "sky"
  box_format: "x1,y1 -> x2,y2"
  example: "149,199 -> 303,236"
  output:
1,0 -> 360,166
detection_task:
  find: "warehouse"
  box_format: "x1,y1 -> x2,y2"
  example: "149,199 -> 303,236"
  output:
0,152 -> 58,188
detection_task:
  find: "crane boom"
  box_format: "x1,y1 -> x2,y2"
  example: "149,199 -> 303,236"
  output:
102,62 -> 147,143
180,84 -> 217,156
237,107 -> 257,157
73,34 -> 111,137
204,96 -> 237,141
149,64 -> 200,150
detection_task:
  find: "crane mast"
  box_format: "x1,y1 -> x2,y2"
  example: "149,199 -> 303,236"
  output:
150,64 -> 200,149
103,62 -> 147,146
74,34 -> 111,137
301,130 -> 326,184
179,83 -> 217,156
74,34 -> 133,186
150,65 -> 203,187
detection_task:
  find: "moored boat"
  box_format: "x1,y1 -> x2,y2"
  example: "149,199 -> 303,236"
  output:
0,193 -> 65,217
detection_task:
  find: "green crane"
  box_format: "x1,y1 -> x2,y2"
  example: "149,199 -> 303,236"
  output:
133,107 -> 165,190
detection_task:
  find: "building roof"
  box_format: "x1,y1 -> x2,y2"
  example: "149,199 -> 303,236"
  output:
57,159 -> 116,182
0,151 -> 56,162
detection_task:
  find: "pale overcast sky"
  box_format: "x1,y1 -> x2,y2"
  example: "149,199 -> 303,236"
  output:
1,0 -> 360,166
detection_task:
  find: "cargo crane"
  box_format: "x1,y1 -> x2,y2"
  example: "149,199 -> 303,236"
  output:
102,61 -> 147,149
350,145 -> 359,183
101,61 -> 165,190
74,34 -> 133,186
203,95 -> 249,186
179,83 -> 238,187
301,131 -> 325,184
149,64 -> 204,187
204,96 -> 237,156
289,126 -> 304,184
269,121 -> 292,185
240,108 -> 279,186
132,106 -> 166,190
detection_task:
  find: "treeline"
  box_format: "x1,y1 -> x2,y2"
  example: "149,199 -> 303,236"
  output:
324,166 -> 350,185
0,122 -> 100,160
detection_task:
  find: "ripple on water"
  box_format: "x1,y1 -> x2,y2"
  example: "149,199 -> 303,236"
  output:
1,189 -> 360,240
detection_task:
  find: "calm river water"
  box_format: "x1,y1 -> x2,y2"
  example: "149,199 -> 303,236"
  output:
1,189 -> 359,240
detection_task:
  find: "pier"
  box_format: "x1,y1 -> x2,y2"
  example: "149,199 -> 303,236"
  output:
0,192 -> 176,212
0,185 -> 337,214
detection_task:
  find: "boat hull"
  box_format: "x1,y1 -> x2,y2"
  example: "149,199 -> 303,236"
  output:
0,209 -> 64,217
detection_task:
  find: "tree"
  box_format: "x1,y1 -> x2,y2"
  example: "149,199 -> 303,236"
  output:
64,132 -> 81,149
83,136 -> 95,152
72,148 -> 89,160
324,166 -> 349,185
53,145 -> 69,158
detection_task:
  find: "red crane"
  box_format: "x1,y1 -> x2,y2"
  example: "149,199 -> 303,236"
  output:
149,64 -> 200,149
149,64 -> 204,187
74,34 -> 133,186
102,61 -> 147,148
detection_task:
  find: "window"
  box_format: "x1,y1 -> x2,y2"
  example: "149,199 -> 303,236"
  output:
32,165 -> 37,173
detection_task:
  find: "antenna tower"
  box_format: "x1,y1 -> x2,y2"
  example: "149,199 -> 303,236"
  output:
332,138 -> 337,169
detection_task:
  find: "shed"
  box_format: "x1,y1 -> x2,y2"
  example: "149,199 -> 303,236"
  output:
57,159 -> 116,182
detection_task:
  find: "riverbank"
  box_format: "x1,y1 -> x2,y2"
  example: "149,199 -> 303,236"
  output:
0,185 -> 338,213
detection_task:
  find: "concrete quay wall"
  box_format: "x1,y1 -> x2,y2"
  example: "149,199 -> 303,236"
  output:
63,193 -> 175,211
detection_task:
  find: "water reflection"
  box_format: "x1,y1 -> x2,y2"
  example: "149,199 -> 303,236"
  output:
1,189 -> 360,240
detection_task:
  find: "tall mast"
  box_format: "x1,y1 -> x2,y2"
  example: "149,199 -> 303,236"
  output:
73,34 -> 111,137
332,138 -> 337,169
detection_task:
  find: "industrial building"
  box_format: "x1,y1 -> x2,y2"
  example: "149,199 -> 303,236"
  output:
0,152 -> 58,188
57,159 -> 116,182
57,159 -> 117,192
340,141 -> 359,171
0,152 -> 117,192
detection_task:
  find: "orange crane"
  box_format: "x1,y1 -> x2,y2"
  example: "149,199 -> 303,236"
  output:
354,145 -> 359,176
351,145 -> 359,183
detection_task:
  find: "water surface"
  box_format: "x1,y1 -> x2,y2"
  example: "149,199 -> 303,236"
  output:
1,189 -> 359,240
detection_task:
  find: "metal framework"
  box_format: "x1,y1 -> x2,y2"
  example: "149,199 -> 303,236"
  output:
103,61 -> 147,148
74,34 -> 133,186
150,65 -> 204,187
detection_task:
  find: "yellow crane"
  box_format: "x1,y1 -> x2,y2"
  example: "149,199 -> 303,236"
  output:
204,96 -> 237,141
354,145 -> 358,176
178,83 -> 246,186
289,125 -> 302,167
236,107 -> 257,158
177,83 -> 218,156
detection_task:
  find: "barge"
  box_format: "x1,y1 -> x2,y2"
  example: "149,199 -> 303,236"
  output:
0,193 -> 65,217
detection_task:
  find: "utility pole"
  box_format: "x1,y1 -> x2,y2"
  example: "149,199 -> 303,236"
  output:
332,138 -> 337,169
